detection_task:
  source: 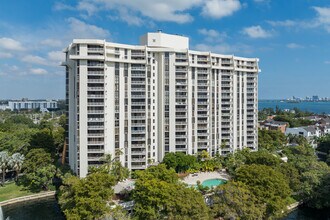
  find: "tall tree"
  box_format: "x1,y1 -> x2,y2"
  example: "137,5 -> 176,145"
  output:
211,181 -> 265,220
10,152 -> 25,182
99,151 -> 129,182
59,171 -> 116,220
235,164 -> 291,218
0,151 -> 10,186
133,164 -> 209,220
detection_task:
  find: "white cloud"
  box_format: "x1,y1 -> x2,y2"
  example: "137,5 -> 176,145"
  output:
40,39 -> 63,47
267,7 -> 330,33
77,1 -> 99,16
62,0 -> 201,24
286,43 -> 304,49
30,68 -> 48,75
21,55 -> 47,65
48,51 -> 65,63
267,20 -> 298,27
53,2 -> 75,11
67,17 -> 110,39
0,52 -> 13,58
0,37 -> 25,51
324,61 -> 330,64
198,29 -> 220,38
198,28 -> 227,43
242,25 -> 272,38
55,0 -> 241,25
201,0 -> 241,19
313,6 -> 330,32
108,7 -> 145,26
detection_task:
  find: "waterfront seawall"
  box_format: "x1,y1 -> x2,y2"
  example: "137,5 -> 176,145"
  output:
0,191 -> 56,206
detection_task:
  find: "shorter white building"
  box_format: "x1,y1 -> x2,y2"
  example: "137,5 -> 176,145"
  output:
1,99 -> 58,111
285,126 -> 321,139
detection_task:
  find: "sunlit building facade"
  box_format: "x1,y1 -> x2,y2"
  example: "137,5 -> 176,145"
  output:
63,32 -> 260,177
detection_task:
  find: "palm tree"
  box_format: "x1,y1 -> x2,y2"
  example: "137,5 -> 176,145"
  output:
0,151 -> 10,186
99,149 -> 129,182
10,153 -> 25,182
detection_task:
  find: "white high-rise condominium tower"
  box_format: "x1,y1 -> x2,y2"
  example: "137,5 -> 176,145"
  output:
63,32 -> 260,177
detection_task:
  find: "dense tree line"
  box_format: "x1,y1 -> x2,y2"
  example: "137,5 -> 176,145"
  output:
3,112 -> 329,219
0,112 -> 67,192
258,107 -> 315,127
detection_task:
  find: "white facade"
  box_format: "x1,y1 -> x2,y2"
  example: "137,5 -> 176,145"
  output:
63,32 -> 260,177
1,100 -> 58,111
285,126 -> 321,138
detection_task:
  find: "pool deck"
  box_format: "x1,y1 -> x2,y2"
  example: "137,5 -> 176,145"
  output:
182,171 -> 230,185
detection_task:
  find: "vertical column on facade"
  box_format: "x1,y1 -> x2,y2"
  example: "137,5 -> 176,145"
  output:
130,49 -> 147,169
187,52 -> 193,155
67,52 -> 77,173
168,52 -> 176,153
104,61 -> 116,167
174,52 -> 189,154
243,71 -> 248,148
78,49 -> 88,177
156,53 -> 165,161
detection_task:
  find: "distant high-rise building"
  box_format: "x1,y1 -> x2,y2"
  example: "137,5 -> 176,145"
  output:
63,32 -> 260,177
312,95 -> 319,101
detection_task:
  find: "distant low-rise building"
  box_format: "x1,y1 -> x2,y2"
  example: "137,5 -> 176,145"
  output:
285,126 -> 320,139
260,119 -> 288,133
0,99 -> 58,111
303,115 -> 322,122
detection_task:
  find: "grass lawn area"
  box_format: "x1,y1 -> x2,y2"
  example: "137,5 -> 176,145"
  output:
0,182 -> 36,202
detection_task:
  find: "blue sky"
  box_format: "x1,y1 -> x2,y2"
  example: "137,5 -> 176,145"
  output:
0,0 -> 330,100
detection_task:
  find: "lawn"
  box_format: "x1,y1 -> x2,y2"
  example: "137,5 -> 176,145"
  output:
0,182 -> 35,202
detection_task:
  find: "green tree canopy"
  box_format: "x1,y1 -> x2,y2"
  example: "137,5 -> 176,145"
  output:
59,171 -> 116,220
211,181 -> 265,220
133,164 -> 209,220
162,152 -> 197,173
245,150 -> 282,168
22,148 -> 53,174
235,164 -> 291,218
258,129 -> 287,152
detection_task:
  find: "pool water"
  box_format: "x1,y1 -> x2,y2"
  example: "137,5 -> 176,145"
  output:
202,179 -> 226,188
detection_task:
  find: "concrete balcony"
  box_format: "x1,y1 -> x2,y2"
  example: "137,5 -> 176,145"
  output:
131,81 -> 146,85
131,137 -> 146,141
88,87 -> 104,91
131,67 -> 146,71
88,94 -> 104,98
131,157 -> 146,162
87,118 -> 104,122
88,102 -> 104,106
88,47 -> 104,52
131,130 -> 146,134
131,164 -> 146,169
88,125 -> 104,129
88,71 -> 104,75
87,133 -> 104,137
131,109 -> 146,113
88,141 -> 105,145
88,110 -> 104,114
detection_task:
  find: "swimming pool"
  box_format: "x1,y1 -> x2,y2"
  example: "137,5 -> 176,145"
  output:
202,178 -> 226,188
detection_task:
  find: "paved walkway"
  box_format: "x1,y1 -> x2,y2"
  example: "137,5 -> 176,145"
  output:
0,191 -> 55,206
182,171 -> 230,185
